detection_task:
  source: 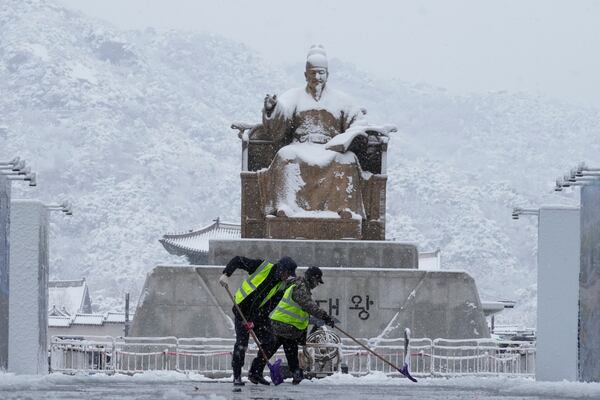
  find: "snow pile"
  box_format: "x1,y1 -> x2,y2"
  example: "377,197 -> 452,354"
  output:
309,371 -> 402,386
275,161 -> 305,216
0,370 -> 206,389
421,376 -> 600,399
325,127 -> 367,153
279,142 -> 357,167
0,371 -> 226,400
310,373 -> 600,398
3,371 -> 600,399
2,0 -> 600,324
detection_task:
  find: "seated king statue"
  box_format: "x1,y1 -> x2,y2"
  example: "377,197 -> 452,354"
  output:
236,45 -> 396,240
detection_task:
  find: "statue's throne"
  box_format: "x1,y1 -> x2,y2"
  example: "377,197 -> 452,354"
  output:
232,123 -> 391,240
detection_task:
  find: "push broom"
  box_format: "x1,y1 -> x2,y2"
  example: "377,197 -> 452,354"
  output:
222,283 -> 284,385
334,326 -> 418,382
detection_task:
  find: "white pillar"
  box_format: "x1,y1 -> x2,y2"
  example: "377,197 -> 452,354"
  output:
579,184 -> 600,382
0,176 -> 10,370
536,206 -> 579,381
8,200 -> 48,374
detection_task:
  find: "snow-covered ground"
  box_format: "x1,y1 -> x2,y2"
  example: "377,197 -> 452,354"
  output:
1,372 -> 599,400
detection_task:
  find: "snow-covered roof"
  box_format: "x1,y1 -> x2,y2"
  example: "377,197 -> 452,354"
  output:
72,314 -> 104,326
160,218 -> 240,257
49,305 -> 70,317
49,312 -> 132,328
492,324 -> 535,336
105,312 -> 128,323
48,316 -> 72,327
48,278 -> 92,315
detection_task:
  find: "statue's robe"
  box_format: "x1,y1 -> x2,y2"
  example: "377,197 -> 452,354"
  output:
258,86 -> 368,219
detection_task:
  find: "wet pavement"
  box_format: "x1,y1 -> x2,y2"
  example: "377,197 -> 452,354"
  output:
0,376 -> 596,400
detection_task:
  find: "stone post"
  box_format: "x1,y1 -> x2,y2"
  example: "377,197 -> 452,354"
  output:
0,175 -> 10,370
579,183 -> 600,382
8,200 -> 49,374
536,207 -> 580,381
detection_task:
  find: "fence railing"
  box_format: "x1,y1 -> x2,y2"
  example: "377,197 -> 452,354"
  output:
49,335 -> 535,377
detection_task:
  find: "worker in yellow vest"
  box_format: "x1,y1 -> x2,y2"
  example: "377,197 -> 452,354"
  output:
247,266 -> 334,385
219,256 -> 297,386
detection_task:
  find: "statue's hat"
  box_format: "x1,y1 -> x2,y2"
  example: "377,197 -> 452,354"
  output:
306,44 -> 328,69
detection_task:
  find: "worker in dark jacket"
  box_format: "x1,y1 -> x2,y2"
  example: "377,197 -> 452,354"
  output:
248,266 -> 334,385
219,256 -> 297,386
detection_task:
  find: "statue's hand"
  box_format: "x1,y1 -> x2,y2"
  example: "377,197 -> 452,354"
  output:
264,94 -> 278,114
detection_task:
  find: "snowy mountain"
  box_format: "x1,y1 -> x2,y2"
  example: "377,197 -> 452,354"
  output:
2,0 -> 599,325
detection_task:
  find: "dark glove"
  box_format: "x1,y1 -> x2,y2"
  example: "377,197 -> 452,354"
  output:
242,321 -> 255,331
323,315 -> 335,328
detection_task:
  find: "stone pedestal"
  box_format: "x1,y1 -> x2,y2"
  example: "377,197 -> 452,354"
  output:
0,176 -> 10,370
131,265 -> 489,339
536,207 -> 580,382
136,237 -> 488,340
208,239 -> 418,269
266,216 -> 362,240
130,266 -> 234,338
8,200 -> 48,375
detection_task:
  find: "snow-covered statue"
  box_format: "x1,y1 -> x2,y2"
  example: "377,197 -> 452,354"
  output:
233,45 -> 395,240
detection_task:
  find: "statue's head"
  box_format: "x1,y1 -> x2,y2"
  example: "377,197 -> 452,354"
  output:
304,44 -> 328,100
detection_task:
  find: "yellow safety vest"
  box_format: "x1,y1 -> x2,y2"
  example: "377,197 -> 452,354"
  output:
234,260 -> 281,307
269,284 -> 309,331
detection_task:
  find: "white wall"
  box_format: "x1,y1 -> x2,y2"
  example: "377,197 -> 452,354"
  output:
536,206 -> 579,382
48,323 -> 125,342
8,200 -> 48,375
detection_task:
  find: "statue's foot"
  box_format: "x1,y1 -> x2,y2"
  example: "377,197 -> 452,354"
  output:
276,209 -> 288,218
338,209 -> 352,219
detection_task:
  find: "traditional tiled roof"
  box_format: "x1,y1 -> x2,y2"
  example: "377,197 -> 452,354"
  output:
48,315 -> 71,327
49,312 -> 132,328
48,305 -> 70,317
72,314 -> 104,326
159,218 -> 240,258
48,278 -> 92,315
105,312 -> 129,323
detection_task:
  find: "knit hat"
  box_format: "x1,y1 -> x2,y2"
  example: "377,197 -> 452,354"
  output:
276,256 -> 298,276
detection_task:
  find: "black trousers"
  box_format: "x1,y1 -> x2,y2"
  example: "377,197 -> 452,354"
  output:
232,315 -> 271,378
249,334 -> 301,376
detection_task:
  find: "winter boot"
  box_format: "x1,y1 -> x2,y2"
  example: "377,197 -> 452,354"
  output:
248,373 -> 271,385
233,376 -> 245,386
292,369 -> 304,385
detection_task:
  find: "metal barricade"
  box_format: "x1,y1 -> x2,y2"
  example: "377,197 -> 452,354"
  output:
431,338 -> 535,377
50,335 -> 115,373
114,336 -> 178,373
175,337 -> 236,376
339,337 -> 432,376
50,335 -> 536,378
